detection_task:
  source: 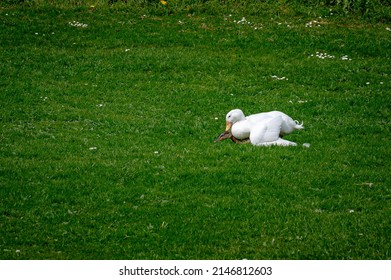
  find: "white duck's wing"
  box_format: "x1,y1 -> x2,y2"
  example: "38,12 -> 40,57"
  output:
246,112 -> 273,123
247,111 -> 291,133
250,111 -> 304,136
249,116 -> 282,145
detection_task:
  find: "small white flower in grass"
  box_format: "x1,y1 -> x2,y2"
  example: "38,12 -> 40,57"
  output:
214,117 -> 219,120
125,49 -> 130,52
69,21 -> 88,28
303,143 -> 311,148
154,151 -> 159,154
237,17 -> 247,25
271,75 -> 287,81
89,147 -> 97,150
309,52 -> 335,59
306,20 -> 319,27
309,20 -> 319,26
349,210 -> 355,213
366,82 -> 370,85
231,16 -> 261,29
386,27 -> 391,31
96,104 -> 104,107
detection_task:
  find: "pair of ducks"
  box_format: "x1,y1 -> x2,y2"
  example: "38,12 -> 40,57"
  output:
215,109 -> 304,146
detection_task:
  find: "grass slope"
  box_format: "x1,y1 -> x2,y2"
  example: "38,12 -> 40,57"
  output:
0,3 -> 390,259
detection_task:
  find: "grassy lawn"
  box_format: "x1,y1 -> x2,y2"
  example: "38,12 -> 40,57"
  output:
0,1 -> 390,259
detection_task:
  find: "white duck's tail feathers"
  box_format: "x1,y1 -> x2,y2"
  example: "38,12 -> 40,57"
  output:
294,120 -> 304,130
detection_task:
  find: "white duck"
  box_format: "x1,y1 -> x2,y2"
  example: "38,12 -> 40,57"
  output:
217,109 -> 304,146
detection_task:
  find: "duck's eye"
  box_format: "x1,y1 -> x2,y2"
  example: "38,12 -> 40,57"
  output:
228,115 -> 231,118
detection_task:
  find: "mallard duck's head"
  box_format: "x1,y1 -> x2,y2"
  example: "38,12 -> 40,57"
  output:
214,130 -> 232,142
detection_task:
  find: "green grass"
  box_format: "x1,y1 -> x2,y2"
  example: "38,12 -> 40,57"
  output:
0,1 -> 390,259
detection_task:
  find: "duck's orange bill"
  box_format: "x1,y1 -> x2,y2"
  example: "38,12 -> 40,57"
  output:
225,121 -> 233,132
